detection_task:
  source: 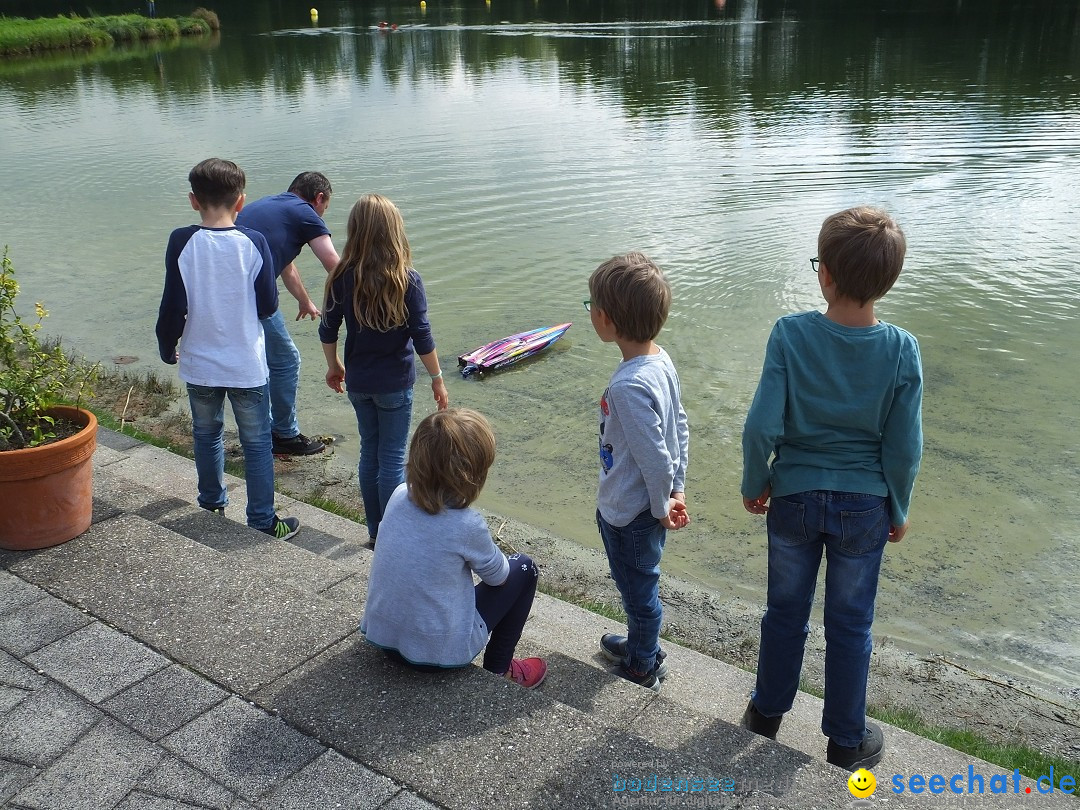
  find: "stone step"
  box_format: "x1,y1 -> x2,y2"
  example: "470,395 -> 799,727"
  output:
82,428 -> 1075,807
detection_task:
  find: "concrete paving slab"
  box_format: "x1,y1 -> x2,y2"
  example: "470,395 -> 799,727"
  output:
113,793 -> 211,810
257,749 -> 398,810
161,696 -> 323,802
0,572 -> 47,616
0,685 -> 28,714
91,463 -> 192,522
103,663 -> 229,740
252,637 -> 814,809
0,595 -> 93,657
378,792 -> 443,810
8,514 -> 360,694
24,621 -> 169,703
95,428 -> 143,452
0,758 -> 39,806
11,718 -> 163,810
0,681 -> 102,767
0,648 -> 47,690
0,649 -> 46,712
134,754 -> 242,810
157,507 -> 352,595
511,639 -> 655,725
316,572 -> 368,605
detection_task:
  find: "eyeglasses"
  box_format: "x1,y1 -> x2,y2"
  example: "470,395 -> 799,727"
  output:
810,257 -> 820,273
583,299 -> 591,312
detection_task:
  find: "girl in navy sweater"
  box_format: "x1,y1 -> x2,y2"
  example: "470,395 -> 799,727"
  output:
320,193 -> 449,543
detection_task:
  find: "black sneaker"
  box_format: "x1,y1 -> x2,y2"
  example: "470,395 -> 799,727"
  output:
599,634 -> 669,679
201,506 -> 225,516
741,699 -> 782,740
272,433 -> 325,456
616,661 -> 661,693
827,722 -> 884,771
261,515 -> 300,541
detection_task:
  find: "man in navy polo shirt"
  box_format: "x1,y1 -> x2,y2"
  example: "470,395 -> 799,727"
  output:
237,172 -> 340,455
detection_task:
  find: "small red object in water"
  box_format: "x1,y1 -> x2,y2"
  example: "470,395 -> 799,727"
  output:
378,21 -> 387,27
391,23 -> 398,30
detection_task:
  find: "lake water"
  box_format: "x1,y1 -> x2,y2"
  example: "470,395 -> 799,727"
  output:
1,0 -> 1077,691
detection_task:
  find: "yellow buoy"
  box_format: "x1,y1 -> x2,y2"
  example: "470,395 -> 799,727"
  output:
309,7 -> 318,17
420,0 -> 426,5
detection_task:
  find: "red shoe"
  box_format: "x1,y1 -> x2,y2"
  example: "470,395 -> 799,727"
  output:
503,657 -> 547,689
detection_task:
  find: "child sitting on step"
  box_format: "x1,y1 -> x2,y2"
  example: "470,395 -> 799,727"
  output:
360,408 -> 547,688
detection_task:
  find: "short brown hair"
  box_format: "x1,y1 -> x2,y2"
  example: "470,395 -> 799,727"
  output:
588,252 -> 671,342
288,171 -> 332,203
406,409 -> 496,515
188,158 -> 245,209
818,207 -> 906,305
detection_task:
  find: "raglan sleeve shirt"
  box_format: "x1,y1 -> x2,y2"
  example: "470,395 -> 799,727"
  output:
156,226 -> 195,364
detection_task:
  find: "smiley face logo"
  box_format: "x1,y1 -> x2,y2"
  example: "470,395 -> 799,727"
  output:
847,768 -> 876,798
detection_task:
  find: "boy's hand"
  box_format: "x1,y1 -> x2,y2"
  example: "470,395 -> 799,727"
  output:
889,521 -> 909,543
662,497 -> 690,530
743,486 -> 770,515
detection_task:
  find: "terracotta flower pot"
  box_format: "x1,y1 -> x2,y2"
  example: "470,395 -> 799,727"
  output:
0,405 -> 97,550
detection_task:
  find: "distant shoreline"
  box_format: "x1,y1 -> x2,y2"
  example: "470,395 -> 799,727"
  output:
0,11 -> 217,58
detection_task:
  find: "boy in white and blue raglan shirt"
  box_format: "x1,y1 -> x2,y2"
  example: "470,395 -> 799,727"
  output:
156,158 -> 300,541
740,206 -> 923,773
588,252 -> 690,693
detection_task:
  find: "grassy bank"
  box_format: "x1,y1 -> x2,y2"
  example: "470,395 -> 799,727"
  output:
0,9 -> 219,57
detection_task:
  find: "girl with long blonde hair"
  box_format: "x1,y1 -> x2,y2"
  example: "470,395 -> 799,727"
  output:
319,193 -> 448,544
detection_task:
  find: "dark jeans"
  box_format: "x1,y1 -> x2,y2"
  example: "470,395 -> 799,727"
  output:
751,490 -> 889,747
385,553 -> 539,676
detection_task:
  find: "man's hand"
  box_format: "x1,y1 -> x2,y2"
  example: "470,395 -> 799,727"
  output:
296,299 -> 320,321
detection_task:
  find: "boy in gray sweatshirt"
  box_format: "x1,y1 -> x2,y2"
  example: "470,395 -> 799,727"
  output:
588,252 -> 690,692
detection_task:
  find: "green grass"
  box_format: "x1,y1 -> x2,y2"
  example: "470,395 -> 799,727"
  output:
0,13 -> 212,57
281,490 -> 366,524
870,706 -> 1078,786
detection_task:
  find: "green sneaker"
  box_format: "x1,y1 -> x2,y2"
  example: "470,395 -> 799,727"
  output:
261,515 -> 300,541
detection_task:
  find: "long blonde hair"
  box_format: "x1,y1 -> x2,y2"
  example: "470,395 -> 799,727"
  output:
324,193 -> 411,331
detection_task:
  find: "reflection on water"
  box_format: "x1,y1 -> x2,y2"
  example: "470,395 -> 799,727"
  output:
1,0 -> 1077,688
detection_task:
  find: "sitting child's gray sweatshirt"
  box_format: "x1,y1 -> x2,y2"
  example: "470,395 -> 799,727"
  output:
361,483 -> 510,667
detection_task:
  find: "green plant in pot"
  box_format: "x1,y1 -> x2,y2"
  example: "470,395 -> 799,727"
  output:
0,245 -> 99,549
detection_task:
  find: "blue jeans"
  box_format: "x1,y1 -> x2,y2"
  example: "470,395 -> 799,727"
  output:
347,387 -> 414,540
186,384 -> 275,531
751,491 -> 890,748
261,309 -> 300,439
597,509 -> 666,674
